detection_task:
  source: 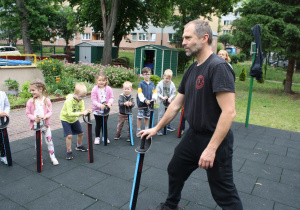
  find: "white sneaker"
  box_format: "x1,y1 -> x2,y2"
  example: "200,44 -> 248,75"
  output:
50,153 -> 59,165
0,157 -> 8,165
102,137 -> 110,144
94,137 -> 100,145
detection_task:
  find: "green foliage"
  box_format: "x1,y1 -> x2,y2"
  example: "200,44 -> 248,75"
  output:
104,66 -> 137,87
37,58 -> 65,84
218,34 -> 233,47
18,81 -> 32,99
257,64 -> 266,84
217,43 -> 223,53
230,53 -> 247,64
4,78 -> 19,90
177,48 -> 193,73
239,67 -> 247,81
47,71 -> 77,95
150,75 -> 161,86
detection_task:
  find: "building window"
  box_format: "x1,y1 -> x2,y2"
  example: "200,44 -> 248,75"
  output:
81,33 -> 90,40
223,30 -> 232,34
168,33 -> 175,42
150,33 -> 156,41
131,33 -> 137,41
139,33 -> 148,41
224,20 -> 232,26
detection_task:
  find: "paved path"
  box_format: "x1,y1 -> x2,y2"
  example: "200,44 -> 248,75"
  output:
0,88 -> 300,210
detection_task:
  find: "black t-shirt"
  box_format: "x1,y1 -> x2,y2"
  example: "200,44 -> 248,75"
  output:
178,53 -> 235,133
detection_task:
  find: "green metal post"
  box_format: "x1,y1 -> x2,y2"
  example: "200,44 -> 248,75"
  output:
54,46 -> 56,55
245,43 -> 256,127
40,45 -> 43,57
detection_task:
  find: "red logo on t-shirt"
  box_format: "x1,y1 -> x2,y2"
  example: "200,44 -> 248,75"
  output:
196,75 -> 204,89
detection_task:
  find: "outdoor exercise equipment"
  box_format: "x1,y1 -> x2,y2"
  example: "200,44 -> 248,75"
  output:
33,116 -> 45,173
83,113 -> 94,163
177,106 -> 185,138
130,101 -> 154,210
0,116 -> 12,166
100,103 -> 110,146
124,98 -> 134,146
162,99 -> 170,135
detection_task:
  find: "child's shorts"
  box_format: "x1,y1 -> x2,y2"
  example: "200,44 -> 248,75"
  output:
137,108 -> 150,119
61,120 -> 83,137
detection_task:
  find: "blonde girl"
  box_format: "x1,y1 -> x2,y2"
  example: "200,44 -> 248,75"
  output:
218,50 -> 231,63
26,80 -> 59,165
91,72 -> 114,144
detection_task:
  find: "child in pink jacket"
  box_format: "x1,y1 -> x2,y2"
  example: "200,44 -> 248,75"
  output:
91,72 -> 114,144
26,80 -> 59,165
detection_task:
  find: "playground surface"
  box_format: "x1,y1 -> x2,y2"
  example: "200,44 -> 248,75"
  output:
0,88 -> 299,210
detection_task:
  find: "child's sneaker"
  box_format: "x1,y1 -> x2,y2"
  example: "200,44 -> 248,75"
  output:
181,130 -> 185,135
75,145 -> 88,152
49,153 -> 59,165
157,130 -> 163,136
114,135 -> 121,140
127,138 -> 131,142
102,137 -> 110,144
136,130 -> 141,138
0,157 -> 8,165
94,137 -> 100,145
66,152 -> 73,160
167,125 -> 176,132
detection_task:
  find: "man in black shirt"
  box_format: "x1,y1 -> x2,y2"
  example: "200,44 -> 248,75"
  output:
140,19 -> 243,210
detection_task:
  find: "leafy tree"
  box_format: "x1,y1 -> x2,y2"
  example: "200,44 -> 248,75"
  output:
170,0 -> 239,47
218,33 -> 233,49
69,0 -> 172,65
55,6 -> 79,47
0,0 -> 61,53
231,0 -> 300,94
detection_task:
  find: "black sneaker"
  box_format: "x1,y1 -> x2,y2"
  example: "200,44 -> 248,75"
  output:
66,152 -> 73,160
114,135 -> 121,140
167,125 -> 176,132
75,145 -> 88,152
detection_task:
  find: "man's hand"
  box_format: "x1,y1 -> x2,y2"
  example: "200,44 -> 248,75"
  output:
139,127 -> 158,140
0,111 -> 9,117
198,147 -> 216,169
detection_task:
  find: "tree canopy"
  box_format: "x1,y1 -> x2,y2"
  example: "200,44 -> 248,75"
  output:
218,33 -> 233,49
231,0 -> 300,93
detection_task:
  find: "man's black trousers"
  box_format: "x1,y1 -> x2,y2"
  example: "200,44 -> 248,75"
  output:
165,128 -> 243,210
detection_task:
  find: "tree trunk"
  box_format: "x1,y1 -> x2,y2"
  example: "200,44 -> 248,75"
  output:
101,0 -> 120,65
284,56 -> 295,94
16,0 -> 33,54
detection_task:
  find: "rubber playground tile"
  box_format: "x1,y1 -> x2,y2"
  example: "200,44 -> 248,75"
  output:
252,178 -> 300,208
265,153 -> 300,172
83,176 -> 140,208
184,202 -> 213,210
233,147 -> 268,163
234,137 -> 258,149
149,138 -> 178,155
24,186 -> 96,210
143,150 -> 173,170
82,152 -> 119,170
11,147 -> 37,167
0,173 -> 60,205
10,141 -> 32,154
274,202 -> 299,210
108,144 -> 139,162
140,167 -> 169,193
233,171 -> 258,194
264,128 -> 292,139
189,167 -> 208,182
0,198 -> 27,210
287,147 -> 300,160
52,165 -> 109,192
85,200 -> 119,210
244,133 -> 276,144
232,156 -> 246,172
290,131 -> 300,142
0,163 -> 33,187
98,158 -> 139,181
128,187 -> 188,210
274,137 -> 300,150
255,142 -> 288,156
280,168 -> 300,188
240,160 -> 283,182
181,176 -> 218,209
238,191 -> 274,210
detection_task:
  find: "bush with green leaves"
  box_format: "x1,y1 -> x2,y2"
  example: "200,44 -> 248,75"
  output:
37,58 -> 65,83
239,67 -> 247,81
177,48 -> 193,73
150,75 -> 161,86
230,54 -> 239,64
47,71 -> 77,95
18,81 -> 32,99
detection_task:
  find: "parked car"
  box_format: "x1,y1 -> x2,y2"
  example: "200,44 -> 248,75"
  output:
277,59 -> 289,68
0,46 -> 21,56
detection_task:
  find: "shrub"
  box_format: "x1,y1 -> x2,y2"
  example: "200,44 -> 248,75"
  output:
4,78 -> 19,90
217,43 -> 223,53
239,67 -> 247,81
230,54 -> 239,64
150,75 -> 161,86
18,81 -> 32,99
47,71 -> 77,95
177,48 -> 193,73
104,65 -> 136,87
239,53 -> 246,62
37,58 -> 65,84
